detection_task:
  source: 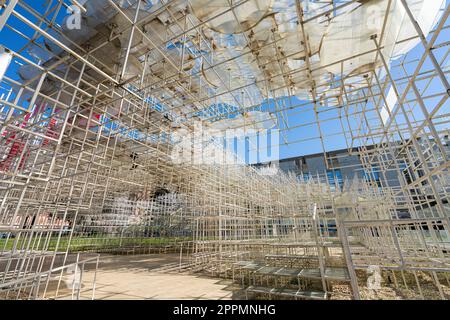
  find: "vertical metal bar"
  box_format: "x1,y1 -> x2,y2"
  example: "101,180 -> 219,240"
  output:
0,0 -> 19,31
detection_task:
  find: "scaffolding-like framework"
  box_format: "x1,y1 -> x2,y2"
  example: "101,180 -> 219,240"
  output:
0,0 -> 449,299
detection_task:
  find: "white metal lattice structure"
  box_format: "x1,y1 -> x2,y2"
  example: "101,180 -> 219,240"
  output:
0,0 -> 448,299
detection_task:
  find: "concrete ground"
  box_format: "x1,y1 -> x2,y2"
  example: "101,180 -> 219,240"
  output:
56,254 -> 236,300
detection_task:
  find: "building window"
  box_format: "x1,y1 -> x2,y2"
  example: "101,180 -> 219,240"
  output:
297,172 -> 310,182
327,169 -> 343,189
364,166 -> 381,187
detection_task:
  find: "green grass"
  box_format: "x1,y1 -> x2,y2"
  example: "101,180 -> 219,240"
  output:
0,236 -> 192,252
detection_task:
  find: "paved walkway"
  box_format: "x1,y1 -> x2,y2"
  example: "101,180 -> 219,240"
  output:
56,254 -> 235,300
